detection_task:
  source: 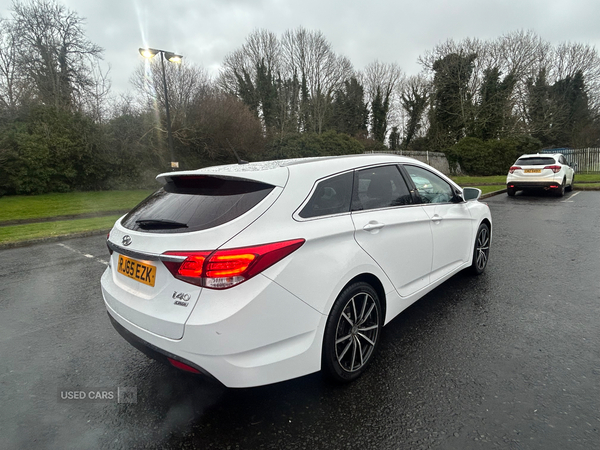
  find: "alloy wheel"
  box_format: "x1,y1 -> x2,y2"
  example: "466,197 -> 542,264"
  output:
334,292 -> 380,373
475,226 -> 490,271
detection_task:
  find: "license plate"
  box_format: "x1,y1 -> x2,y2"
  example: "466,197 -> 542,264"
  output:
117,255 -> 156,287
524,169 -> 542,173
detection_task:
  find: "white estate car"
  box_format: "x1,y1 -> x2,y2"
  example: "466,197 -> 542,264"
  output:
507,153 -> 575,197
101,155 -> 492,387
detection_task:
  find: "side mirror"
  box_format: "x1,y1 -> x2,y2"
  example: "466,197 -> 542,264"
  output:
462,187 -> 482,201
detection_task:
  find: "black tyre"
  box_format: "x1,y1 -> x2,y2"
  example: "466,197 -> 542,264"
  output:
507,187 -> 516,197
566,175 -> 574,192
322,282 -> 382,382
470,223 -> 490,275
556,180 -> 565,197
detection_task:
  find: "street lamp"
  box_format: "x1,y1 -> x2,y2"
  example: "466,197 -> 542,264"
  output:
139,47 -> 183,170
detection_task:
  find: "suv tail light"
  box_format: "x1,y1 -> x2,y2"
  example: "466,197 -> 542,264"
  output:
543,165 -> 561,173
509,166 -> 521,174
161,239 -> 305,289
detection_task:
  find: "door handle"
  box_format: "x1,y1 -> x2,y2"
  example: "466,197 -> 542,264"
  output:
431,214 -> 443,222
363,222 -> 385,231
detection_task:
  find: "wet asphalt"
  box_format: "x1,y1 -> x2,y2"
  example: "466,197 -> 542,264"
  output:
0,190 -> 598,450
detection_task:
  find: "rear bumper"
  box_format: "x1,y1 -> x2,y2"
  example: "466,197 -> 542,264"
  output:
107,311 -> 222,384
507,181 -> 561,190
102,272 -> 327,388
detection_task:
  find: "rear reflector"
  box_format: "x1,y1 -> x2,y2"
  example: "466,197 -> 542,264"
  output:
162,239 -> 305,289
168,358 -> 201,374
106,232 -> 113,256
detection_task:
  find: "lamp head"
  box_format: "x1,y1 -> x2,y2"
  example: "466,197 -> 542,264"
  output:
165,52 -> 183,63
139,48 -> 158,59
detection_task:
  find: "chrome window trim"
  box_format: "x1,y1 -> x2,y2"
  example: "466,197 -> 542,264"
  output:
293,169 -> 354,222
350,202 -> 425,215
107,240 -> 186,262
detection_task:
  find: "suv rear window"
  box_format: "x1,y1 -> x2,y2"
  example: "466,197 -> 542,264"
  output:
515,157 -> 556,166
121,176 -> 274,233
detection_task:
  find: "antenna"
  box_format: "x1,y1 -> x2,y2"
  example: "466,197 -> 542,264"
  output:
226,139 -> 248,165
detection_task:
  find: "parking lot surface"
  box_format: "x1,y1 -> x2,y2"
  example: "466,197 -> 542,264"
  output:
0,190 -> 598,449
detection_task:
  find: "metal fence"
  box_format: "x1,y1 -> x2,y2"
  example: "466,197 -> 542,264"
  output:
541,148 -> 600,173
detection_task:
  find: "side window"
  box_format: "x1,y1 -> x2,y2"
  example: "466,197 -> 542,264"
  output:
404,165 -> 455,204
352,165 -> 412,211
299,171 -> 353,218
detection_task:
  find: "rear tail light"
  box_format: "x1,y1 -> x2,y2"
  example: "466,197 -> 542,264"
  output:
544,165 -> 561,173
162,239 -> 305,289
509,166 -> 521,174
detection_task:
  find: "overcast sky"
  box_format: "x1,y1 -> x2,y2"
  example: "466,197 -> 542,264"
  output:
3,0 -> 599,94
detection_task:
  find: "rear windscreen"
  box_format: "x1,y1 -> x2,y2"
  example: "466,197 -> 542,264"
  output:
515,157 -> 556,166
121,176 -> 274,233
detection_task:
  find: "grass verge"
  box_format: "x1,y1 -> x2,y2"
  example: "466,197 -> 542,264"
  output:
451,175 -> 507,186
475,185 -> 506,194
0,215 -> 121,244
0,190 -> 152,222
575,183 -> 600,190
452,173 -> 600,186
574,174 -> 600,182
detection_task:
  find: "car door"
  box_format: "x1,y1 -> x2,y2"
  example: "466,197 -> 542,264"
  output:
351,164 -> 433,298
559,155 -> 574,184
402,164 -> 473,283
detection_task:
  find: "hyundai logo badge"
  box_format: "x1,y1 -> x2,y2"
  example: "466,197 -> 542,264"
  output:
122,235 -> 132,246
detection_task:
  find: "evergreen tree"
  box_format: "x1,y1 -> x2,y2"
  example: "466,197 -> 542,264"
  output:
371,87 -> 389,143
527,69 -> 591,147
473,67 -> 516,140
328,77 -> 368,136
401,79 -> 428,149
388,127 -> 400,150
428,52 -> 476,150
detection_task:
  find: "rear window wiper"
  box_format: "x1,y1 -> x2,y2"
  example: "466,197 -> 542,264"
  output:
135,219 -> 188,230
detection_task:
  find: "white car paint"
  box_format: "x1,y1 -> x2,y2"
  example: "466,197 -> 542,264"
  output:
101,154 -> 492,387
506,153 -> 575,195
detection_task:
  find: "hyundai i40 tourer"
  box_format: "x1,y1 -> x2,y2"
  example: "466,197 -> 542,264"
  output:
101,154 -> 492,387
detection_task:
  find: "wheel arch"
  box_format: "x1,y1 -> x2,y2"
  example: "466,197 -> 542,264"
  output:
480,217 -> 492,237
336,273 -> 387,321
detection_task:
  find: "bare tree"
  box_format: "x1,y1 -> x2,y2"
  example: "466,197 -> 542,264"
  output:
82,59 -> 111,122
10,0 -> 104,111
218,29 -> 281,95
362,60 -> 404,141
131,58 -> 212,130
0,17 -> 30,112
551,42 -> 600,111
280,27 -> 353,133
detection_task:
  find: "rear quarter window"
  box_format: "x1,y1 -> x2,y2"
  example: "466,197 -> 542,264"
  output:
121,176 -> 274,233
299,172 -> 353,218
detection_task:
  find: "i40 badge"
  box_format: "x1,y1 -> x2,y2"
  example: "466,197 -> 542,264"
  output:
173,291 -> 191,307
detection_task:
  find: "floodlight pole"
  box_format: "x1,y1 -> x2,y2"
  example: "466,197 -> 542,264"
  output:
159,52 -> 176,170
139,47 -> 182,170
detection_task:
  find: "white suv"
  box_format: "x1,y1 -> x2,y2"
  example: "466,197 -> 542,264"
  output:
507,153 -> 575,197
101,155 -> 492,387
